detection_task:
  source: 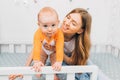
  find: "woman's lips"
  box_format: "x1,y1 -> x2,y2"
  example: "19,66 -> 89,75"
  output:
63,26 -> 69,31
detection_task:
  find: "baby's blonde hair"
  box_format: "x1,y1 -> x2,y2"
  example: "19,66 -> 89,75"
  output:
38,7 -> 58,22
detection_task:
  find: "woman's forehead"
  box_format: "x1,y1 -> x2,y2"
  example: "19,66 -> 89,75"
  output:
69,13 -> 82,25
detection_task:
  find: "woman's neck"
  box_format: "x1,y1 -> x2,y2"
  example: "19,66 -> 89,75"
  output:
64,34 -> 75,42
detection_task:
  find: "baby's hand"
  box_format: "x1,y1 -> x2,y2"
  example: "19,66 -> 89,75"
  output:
52,62 -> 62,71
32,61 -> 44,72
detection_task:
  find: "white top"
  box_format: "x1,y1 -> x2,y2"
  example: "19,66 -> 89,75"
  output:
64,38 -> 75,54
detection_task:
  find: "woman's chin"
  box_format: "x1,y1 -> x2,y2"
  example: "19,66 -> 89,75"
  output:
61,27 -> 67,32
62,28 -> 69,33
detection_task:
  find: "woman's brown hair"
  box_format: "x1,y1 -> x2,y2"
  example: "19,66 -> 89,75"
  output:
67,8 -> 92,65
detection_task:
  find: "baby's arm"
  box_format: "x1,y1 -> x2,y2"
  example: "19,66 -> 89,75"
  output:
53,29 -> 64,71
32,60 -> 44,72
32,29 -> 44,72
50,52 -> 62,71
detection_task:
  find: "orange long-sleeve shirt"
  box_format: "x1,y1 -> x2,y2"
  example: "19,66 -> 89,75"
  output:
33,28 -> 64,62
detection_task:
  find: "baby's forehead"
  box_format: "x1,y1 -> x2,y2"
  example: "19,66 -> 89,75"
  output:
40,7 -> 58,15
39,11 -> 58,19
38,8 -> 59,21
39,7 -> 58,17
39,14 -> 58,22
38,12 -> 59,24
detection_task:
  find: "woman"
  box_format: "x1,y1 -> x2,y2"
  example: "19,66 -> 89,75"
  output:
58,8 -> 91,80
61,8 -> 91,67
60,8 -> 110,80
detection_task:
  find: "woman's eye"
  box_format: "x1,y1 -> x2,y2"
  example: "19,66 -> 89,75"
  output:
43,25 -> 48,27
67,15 -> 71,19
52,24 -> 55,27
67,16 -> 70,19
72,22 -> 76,26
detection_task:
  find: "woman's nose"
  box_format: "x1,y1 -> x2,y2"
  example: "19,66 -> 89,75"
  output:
65,19 -> 71,25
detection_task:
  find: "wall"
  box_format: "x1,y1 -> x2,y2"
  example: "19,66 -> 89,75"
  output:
105,0 -> 120,48
0,0 -> 115,45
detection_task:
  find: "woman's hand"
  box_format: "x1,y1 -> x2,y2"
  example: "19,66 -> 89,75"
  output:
52,62 -> 62,71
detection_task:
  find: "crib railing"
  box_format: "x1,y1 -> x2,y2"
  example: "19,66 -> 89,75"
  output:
0,42 -> 120,80
0,41 -> 120,58
0,41 -> 32,53
0,65 -> 98,80
91,44 -> 120,59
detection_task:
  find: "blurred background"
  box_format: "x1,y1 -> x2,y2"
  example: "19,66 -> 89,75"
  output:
0,0 -> 120,47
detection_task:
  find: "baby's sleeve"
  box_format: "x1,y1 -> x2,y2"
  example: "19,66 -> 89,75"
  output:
33,29 -> 42,61
55,29 -> 64,62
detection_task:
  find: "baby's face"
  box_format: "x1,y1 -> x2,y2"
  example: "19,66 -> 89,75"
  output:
38,14 -> 59,38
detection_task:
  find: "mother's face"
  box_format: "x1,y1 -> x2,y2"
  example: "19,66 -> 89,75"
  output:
61,13 -> 83,34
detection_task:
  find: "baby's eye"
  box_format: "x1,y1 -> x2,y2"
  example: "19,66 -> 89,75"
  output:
52,24 -> 56,27
43,25 -> 48,27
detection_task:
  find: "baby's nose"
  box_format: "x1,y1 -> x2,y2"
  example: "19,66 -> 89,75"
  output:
48,27 -> 52,31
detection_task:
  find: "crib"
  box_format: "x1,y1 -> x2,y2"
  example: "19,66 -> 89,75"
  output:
0,41 -> 120,80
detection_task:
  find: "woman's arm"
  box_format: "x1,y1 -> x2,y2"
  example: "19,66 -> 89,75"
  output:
63,53 -> 73,65
25,51 -> 33,66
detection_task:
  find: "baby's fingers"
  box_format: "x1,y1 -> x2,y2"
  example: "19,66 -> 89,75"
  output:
52,65 -> 61,71
9,75 -> 16,80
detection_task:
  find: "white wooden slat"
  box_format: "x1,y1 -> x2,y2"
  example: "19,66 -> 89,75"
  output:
111,46 -> 115,55
90,67 -> 98,80
26,44 -> 32,53
0,44 -> 9,53
96,45 -> 101,53
114,48 -> 119,57
46,74 -> 54,80
118,50 -> 120,59
0,76 -> 8,80
24,76 -> 32,80
0,41 -> 32,44
0,45 -> 1,53
93,45 -> 97,53
21,44 -> 26,53
0,66 -> 98,80
9,44 -> 14,53
67,73 -> 75,80
106,45 -> 112,53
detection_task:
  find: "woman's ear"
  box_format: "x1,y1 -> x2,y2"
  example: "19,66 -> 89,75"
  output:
77,29 -> 84,34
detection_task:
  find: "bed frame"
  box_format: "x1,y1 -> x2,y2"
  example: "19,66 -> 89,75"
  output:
0,41 -> 120,80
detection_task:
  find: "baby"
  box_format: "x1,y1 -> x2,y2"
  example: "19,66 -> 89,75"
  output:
32,7 -> 64,79
9,7 -> 64,80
